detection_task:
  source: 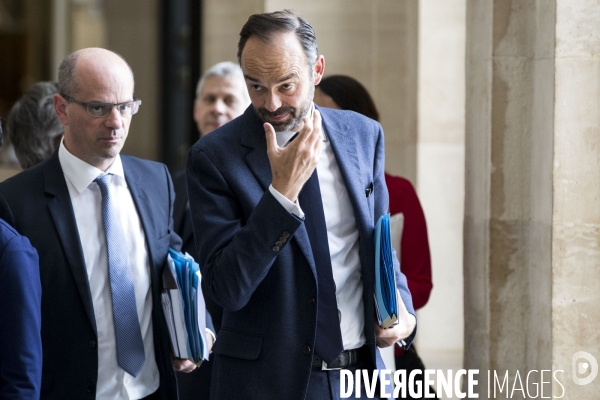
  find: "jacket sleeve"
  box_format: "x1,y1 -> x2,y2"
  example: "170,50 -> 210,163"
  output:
186,146 -> 303,312
372,123 -> 417,344
0,234 -> 42,400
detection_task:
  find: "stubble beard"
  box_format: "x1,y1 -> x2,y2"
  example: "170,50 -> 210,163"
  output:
254,85 -> 315,132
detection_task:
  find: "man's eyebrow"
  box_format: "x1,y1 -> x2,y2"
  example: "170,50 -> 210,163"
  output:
243,73 -> 298,83
277,73 -> 297,83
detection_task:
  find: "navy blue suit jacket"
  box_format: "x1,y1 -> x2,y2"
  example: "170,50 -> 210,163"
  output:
0,219 -> 41,400
186,105 -> 416,399
0,152 -> 182,400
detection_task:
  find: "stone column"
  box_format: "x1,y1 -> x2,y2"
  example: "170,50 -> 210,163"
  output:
415,0 -> 466,377
553,1 -> 600,398
465,0 -> 600,397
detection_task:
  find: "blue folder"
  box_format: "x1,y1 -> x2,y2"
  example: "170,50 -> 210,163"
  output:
374,213 -> 400,328
162,248 -> 209,364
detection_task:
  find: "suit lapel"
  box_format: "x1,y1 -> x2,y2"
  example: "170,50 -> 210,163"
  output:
240,107 -> 317,279
44,153 -> 97,334
321,109 -> 370,237
241,107 -> 273,192
121,158 -> 159,274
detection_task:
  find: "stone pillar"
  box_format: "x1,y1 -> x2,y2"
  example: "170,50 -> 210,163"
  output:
465,0 -> 600,397
553,1 -> 600,398
415,0 -> 466,377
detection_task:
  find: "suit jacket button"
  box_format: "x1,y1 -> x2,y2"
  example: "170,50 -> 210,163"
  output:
272,246 -> 280,252
303,345 -> 311,355
86,384 -> 95,393
90,340 -> 96,348
282,231 -> 290,238
275,241 -> 282,247
309,298 -> 316,306
279,236 -> 286,243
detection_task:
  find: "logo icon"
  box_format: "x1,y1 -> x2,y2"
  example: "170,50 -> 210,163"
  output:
572,351 -> 598,385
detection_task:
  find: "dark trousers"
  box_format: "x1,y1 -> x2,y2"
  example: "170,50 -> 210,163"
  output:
176,356 -> 213,399
306,357 -> 384,400
394,346 -> 438,399
140,388 -> 161,400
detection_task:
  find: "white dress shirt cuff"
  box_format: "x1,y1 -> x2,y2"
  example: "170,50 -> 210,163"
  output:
268,184 -> 304,218
205,328 -> 216,343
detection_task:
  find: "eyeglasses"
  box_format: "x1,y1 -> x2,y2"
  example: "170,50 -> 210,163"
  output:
62,94 -> 142,118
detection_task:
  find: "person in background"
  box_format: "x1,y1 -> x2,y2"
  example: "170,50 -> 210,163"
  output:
6,81 -> 63,169
0,122 -> 42,400
315,74 -> 435,400
173,62 -> 249,399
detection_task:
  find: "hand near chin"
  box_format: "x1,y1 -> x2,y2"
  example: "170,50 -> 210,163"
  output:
265,108 -> 323,202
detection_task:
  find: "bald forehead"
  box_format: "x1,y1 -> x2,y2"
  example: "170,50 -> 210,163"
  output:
73,49 -> 134,95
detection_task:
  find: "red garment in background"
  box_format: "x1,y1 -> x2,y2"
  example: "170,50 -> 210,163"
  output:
385,173 -> 433,357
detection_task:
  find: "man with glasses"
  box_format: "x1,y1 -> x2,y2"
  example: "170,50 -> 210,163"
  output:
0,47 -> 199,400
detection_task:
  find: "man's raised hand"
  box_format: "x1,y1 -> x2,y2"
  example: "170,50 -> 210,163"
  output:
265,108 -> 323,202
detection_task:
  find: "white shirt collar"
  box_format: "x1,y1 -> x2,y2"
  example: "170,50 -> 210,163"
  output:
58,138 -> 126,193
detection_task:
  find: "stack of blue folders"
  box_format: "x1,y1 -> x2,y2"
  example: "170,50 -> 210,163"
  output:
374,213 -> 400,329
161,248 -> 209,364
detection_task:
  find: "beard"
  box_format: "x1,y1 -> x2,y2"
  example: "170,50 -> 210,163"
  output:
253,85 -> 314,132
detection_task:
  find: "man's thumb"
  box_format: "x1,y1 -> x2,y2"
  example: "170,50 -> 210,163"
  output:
264,123 -> 278,152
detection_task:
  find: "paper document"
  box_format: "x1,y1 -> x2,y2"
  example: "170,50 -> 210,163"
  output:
162,248 -> 210,364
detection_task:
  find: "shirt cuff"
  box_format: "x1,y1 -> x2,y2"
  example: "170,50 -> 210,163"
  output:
205,328 -> 216,342
268,184 -> 304,218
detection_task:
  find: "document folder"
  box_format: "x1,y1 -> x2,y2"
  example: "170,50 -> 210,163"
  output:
374,213 -> 400,329
162,248 -> 209,364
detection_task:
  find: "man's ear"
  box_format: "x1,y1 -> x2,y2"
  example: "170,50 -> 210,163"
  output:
53,93 -> 69,126
312,55 -> 325,86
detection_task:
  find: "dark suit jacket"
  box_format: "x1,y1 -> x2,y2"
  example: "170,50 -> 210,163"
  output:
0,152 -> 181,400
186,105 -> 416,399
0,219 -> 42,400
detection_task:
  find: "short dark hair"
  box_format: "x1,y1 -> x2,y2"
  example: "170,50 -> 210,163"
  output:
237,9 -> 318,68
317,75 -> 380,122
6,82 -> 64,169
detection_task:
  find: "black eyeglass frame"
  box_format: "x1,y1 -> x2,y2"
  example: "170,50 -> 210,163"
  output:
61,94 -> 142,118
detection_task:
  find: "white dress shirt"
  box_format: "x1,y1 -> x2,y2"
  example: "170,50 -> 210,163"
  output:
269,125 -> 366,350
58,141 -> 159,400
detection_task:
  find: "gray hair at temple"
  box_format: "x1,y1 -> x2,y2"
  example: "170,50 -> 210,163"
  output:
6,82 -> 64,169
237,9 -> 318,70
195,61 -> 247,99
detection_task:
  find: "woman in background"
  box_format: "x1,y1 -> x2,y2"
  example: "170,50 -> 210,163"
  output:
315,75 -> 434,399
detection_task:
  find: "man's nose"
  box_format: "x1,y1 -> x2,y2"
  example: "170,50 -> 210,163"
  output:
212,99 -> 226,114
264,91 -> 282,112
104,106 -> 123,129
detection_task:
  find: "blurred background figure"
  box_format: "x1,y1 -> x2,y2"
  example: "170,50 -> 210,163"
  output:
0,122 -> 42,400
315,75 -> 435,400
192,61 -> 250,138
6,82 -> 63,170
174,61 -> 249,400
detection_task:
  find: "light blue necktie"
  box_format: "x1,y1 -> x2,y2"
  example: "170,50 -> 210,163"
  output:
95,174 -> 145,377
